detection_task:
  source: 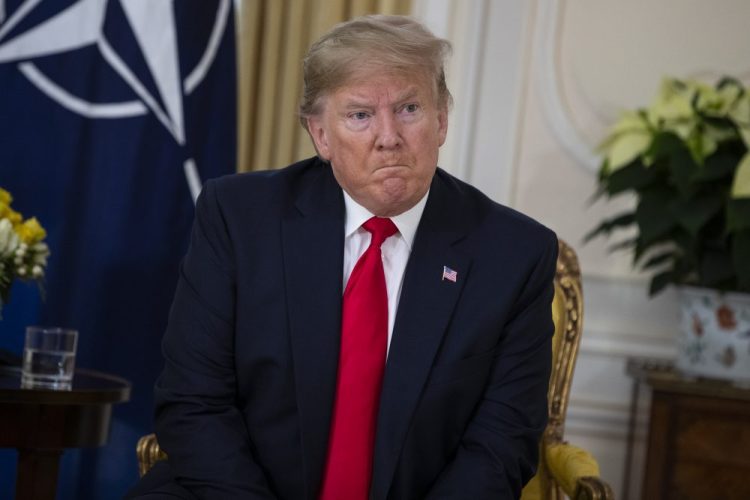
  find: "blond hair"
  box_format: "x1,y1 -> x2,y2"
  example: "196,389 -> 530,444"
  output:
299,15 -> 452,130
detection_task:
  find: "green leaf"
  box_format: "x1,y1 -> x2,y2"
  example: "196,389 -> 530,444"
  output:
587,183 -> 608,204
728,92 -> 750,146
603,161 -> 658,195
731,152 -> 750,198
717,76 -> 744,92
649,270 -> 674,296
635,191 -> 678,245
597,111 -> 650,151
584,212 -> 635,242
650,79 -> 693,125
607,132 -> 652,172
641,251 -> 676,270
667,141 -> 701,197
699,249 -> 735,286
727,198 -> 750,231
649,131 -> 684,158
686,129 -> 718,164
739,126 -> 750,149
733,230 -> 750,291
693,150 -> 739,182
608,238 -> 637,253
670,194 -> 725,236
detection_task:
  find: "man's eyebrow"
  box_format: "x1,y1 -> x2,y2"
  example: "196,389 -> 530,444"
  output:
342,99 -> 375,110
340,87 -> 423,109
394,88 -> 420,103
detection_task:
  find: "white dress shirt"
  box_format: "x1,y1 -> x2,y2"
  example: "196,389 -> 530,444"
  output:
342,190 -> 429,355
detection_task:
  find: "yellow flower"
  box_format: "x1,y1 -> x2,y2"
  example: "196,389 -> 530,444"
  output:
1,207 -> 23,227
17,217 -> 47,245
0,188 -> 11,207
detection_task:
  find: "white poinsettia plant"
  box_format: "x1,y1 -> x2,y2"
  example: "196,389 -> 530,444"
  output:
0,188 -> 50,315
588,77 -> 750,295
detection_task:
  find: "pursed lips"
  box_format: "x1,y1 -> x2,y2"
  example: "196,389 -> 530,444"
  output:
375,164 -> 409,170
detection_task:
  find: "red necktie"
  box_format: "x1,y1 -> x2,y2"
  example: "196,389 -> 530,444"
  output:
319,216 -> 398,500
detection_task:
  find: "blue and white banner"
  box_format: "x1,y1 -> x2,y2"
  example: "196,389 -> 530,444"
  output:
0,1 -> 236,497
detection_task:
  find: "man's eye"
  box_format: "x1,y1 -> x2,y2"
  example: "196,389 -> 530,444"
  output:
403,103 -> 419,113
350,112 -> 370,120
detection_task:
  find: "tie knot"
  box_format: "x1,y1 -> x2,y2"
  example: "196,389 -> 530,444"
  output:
362,217 -> 398,247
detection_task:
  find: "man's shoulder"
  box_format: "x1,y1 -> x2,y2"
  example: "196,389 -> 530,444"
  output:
433,168 -> 555,244
208,156 -> 326,199
200,157 -> 332,216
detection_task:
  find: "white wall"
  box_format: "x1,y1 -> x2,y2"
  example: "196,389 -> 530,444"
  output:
414,0 -> 750,497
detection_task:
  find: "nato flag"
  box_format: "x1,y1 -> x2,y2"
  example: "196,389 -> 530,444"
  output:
0,1 -> 236,497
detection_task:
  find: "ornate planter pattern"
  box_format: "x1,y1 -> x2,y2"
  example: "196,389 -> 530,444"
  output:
677,286 -> 750,384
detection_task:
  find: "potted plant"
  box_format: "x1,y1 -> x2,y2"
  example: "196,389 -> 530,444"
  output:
0,188 -> 50,318
588,77 -> 750,382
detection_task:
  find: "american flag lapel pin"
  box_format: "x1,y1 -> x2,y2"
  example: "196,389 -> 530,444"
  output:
442,266 -> 458,283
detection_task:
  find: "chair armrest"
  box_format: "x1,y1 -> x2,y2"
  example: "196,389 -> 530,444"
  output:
574,476 -> 616,500
545,442 -> 614,499
136,433 -> 168,477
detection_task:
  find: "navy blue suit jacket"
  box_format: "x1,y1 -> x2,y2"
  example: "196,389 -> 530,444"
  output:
134,157 -> 557,499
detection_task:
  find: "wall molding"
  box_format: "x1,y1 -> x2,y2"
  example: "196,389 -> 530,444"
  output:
566,396 -> 649,441
579,332 -> 676,360
566,405 -> 637,441
534,0 -> 599,172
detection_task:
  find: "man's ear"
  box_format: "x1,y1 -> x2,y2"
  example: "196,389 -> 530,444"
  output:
437,107 -> 448,147
306,116 -> 330,160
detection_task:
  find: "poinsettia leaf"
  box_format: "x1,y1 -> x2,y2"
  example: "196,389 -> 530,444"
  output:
636,191 -> 679,245
597,111 -> 650,154
738,126 -> 750,148
670,194 -> 725,236
649,132 -> 684,158
693,150 -> 739,182
728,91 -> 750,144
727,198 -> 750,231
608,238 -> 638,253
584,212 -> 636,242
603,161 -> 658,195
733,230 -> 750,291
731,152 -> 750,198
717,76 -> 744,92
641,251 -> 676,270
649,270 -> 674,296
666,140 -> 700,198
587,180 -> 609,204
634,227 -> 692,265
607,132 -> 652,172
699,248 -> 735,286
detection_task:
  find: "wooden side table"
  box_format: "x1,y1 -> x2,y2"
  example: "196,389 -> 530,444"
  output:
0,366 -> 131,500
626,358 -> 750,500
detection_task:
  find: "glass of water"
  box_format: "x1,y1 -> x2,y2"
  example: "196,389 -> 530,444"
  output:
21,326 -> 78,390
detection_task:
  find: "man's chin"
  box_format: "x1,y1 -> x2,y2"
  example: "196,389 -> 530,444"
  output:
371,183 -> 426,216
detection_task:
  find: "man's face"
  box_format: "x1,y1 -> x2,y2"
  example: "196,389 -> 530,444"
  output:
307,71 -> 448,217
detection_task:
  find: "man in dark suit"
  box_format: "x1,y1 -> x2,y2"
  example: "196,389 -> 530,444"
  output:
130,14 -> 557,500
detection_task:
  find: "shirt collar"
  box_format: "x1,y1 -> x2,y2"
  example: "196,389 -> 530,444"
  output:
343,189 -> 429,251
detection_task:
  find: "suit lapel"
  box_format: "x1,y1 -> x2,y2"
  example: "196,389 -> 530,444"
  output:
282,164 -> 344,500
371,172 -> 473,499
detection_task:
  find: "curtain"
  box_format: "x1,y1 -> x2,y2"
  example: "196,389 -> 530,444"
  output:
235,0 -> 412,172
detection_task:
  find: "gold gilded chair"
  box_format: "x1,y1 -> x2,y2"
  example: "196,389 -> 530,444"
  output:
137,240 -> 614,499
136,432 -> 166,478
520,240 -> 614,500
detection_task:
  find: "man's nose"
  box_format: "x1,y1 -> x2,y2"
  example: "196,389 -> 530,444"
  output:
375,114 -> 402,150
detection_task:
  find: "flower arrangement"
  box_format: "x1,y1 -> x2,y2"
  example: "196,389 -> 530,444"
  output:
0,188 -> 50,315
588,77 -> 750,295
